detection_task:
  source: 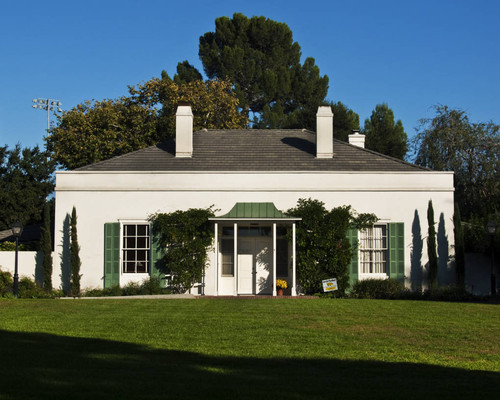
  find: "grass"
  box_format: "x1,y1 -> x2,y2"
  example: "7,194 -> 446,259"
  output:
0,298 -> 498,399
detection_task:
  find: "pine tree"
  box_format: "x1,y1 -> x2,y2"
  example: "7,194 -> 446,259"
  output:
199,13 -> 328,129
70,206 -> 81,296
329,101 -> 360,142
40,202 -> 53,291
363,103 -> 408,159
427,200 -> 438,290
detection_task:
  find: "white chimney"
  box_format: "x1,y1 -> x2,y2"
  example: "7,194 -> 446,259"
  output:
176,103 -> 193,158
348,129 -> 365,148
316,106 -> 333,158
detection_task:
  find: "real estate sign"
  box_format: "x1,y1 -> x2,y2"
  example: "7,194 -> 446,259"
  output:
322,278 -> 338,292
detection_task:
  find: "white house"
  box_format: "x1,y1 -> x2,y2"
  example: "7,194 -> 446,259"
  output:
52,105 -> 455,295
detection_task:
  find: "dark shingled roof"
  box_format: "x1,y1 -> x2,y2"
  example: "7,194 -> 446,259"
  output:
76,129 -> 427,172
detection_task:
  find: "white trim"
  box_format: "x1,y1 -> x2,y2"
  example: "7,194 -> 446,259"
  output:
359,273 -> 389,280
57,170 -> 453,176
119,221 -> 151,278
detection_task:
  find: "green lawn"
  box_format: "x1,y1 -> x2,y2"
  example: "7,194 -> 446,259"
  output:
0,298 -> 498,399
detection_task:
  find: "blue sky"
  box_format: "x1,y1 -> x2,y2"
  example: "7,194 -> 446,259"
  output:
1,0 -> 499,154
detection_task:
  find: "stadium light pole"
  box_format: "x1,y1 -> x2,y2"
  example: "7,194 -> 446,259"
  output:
32,98 -> 63,132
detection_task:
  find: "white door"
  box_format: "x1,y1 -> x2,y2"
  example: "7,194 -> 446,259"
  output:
237,239 -> 254,294
237,237 -> 272,295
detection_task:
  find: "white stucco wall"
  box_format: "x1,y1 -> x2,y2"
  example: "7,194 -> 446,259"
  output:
53,170 -> 455,293
0,251 -> 43,282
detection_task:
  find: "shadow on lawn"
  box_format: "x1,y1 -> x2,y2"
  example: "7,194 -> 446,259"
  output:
0,329 -> 498,400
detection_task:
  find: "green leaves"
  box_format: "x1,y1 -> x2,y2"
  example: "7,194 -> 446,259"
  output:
427,200 -> 438,290
287,198 -> 377,295
150,207 -> 215,293
199,13 -> 328,129
70,206 -> 81,297
414,105 -> 500,219
47,78 -> 247,170
0,145 -> 55,230
363,103 -> 408,159
46,98 -> 159,170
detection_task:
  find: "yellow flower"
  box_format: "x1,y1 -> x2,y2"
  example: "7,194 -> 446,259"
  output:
276,279 -> 288,289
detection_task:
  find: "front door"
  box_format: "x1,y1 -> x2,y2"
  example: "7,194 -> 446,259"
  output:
237,237 -> 272,295
237,239 -> 254,294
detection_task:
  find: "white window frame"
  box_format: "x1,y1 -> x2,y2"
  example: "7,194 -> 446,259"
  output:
358,224 -> 388,280
120,220 -> 151,275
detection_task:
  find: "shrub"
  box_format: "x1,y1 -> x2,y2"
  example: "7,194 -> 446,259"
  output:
140,276 -> 165,295
83,285 -> 122,297
0,268 -> 13,297
351,278 -> 408,299
0,242 -> 32,251
121,281 -> 142,296
82,277 -> 170,297
18,276 -> 54,299
423,286 -> 476,302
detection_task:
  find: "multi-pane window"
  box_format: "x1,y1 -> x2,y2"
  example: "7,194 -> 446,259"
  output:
359,225 -> 387,274
123,224 -> 150,273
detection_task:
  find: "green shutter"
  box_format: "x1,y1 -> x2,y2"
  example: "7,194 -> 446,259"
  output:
104,223 -> 120,288
388,223 -> 405,283
150,232 -> 166,288
347,227 -> 359,289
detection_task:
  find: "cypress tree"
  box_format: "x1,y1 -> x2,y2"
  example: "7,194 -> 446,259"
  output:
40,202 -> 53,291
427,200 -> 438,290
454,202 -> 465,289
70,206 -> 81,296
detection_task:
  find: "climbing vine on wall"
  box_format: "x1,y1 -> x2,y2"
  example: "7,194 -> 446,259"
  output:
287,198 -> 378,295
149,207 -> 215,293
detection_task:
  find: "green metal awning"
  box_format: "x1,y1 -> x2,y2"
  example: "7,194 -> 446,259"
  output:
210,202 -> 300,221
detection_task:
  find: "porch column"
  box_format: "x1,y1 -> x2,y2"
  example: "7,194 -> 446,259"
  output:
234,222 -> 238,296
292,222 -> 297,296
214,222 -> 219,296
273,222 -> 277,296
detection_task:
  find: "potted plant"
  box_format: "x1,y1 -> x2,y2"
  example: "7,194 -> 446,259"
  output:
276,279 -> 287,296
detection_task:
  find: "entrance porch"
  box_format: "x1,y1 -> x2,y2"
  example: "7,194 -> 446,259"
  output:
209,203 -> 300,296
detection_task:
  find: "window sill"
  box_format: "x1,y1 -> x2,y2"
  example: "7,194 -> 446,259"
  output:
359,273 -> 388,280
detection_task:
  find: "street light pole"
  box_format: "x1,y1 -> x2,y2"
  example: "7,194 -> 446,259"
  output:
32,98 -> 62,132
11,221 -> 24,298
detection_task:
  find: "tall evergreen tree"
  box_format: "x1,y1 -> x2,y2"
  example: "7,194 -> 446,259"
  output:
40,202 -> 53,291
427,200 -> 438,290
328,101 -> 360,142
0,145 -> 55,229
173,61 -> 203,84
199,13 -> 329,129
454,202 -> 465,290
363,103 -> 408,159
70,206 -> 81,296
